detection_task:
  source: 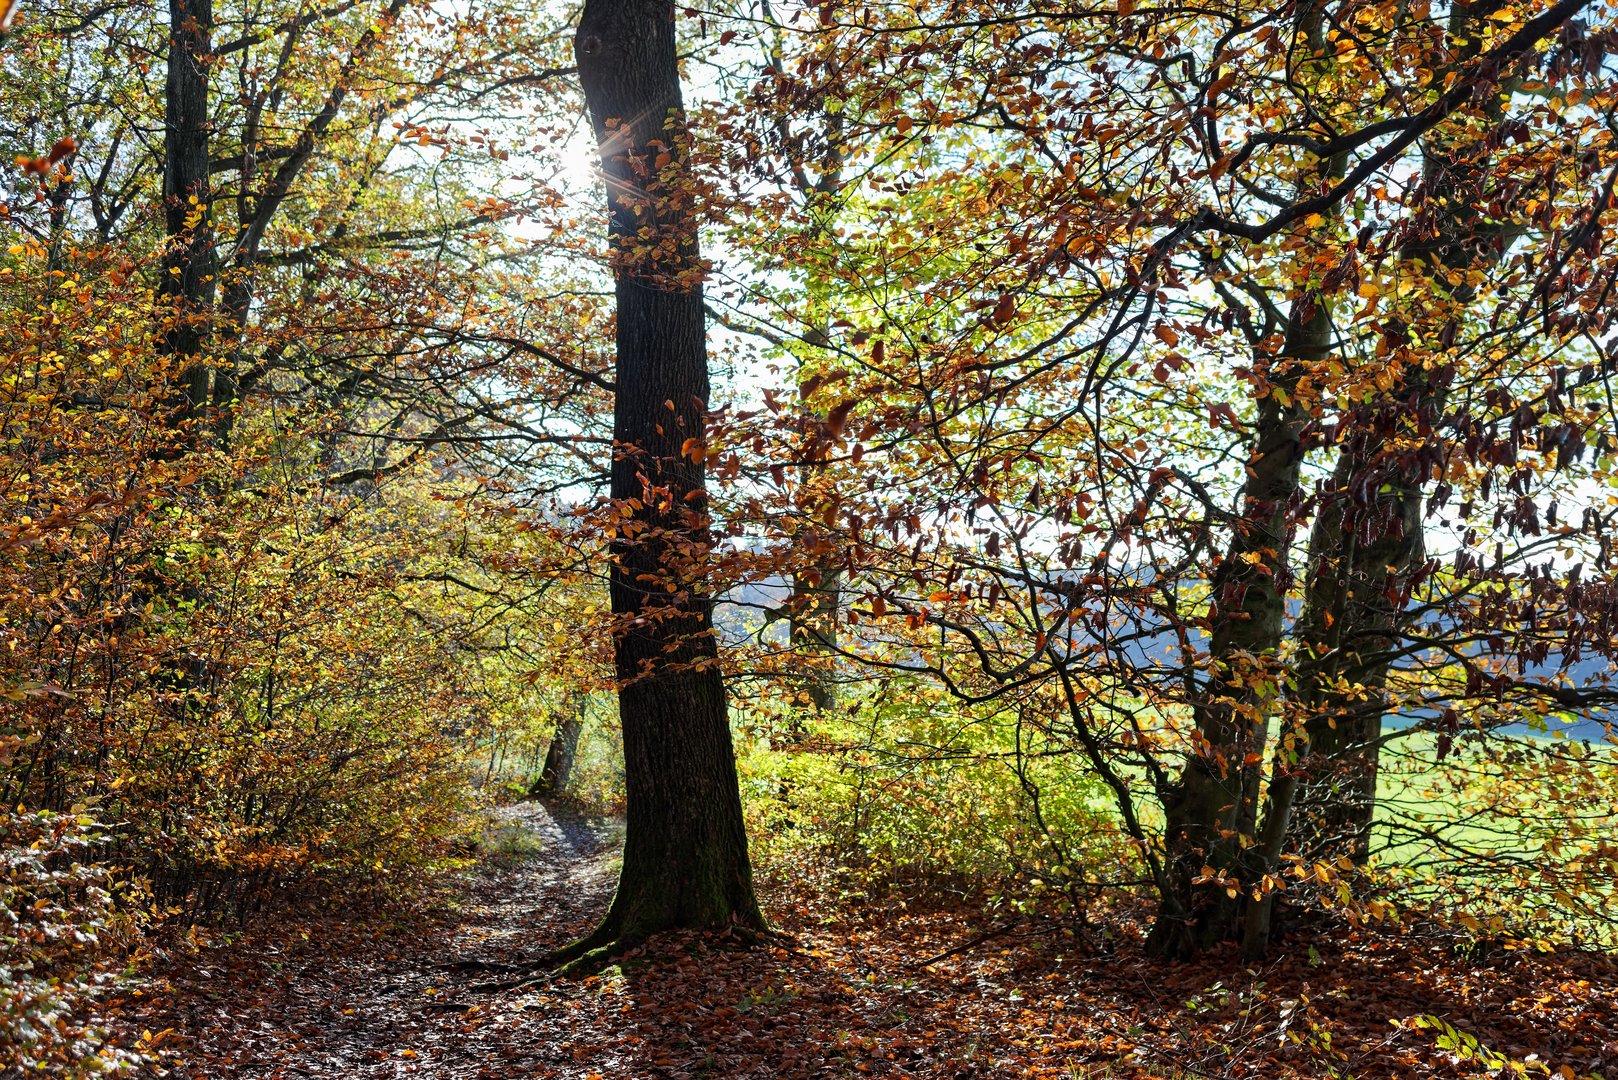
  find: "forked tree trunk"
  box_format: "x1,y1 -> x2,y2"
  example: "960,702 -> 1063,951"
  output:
1144,287 -> 1326,958
1147,2 -> 1344,957
1240,0 -> 1540,958
563,0 -> 763,958
1239,440 -> 1427,957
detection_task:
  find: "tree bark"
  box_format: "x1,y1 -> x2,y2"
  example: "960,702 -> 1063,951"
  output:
1285,174 -> 1513,862
162,0 -> 215,429
1147,2 -> 1344,958
564,0 -> 763,958
785,113 -> 846,720
532,693 -> 585,797
1145,289 -> 1324,958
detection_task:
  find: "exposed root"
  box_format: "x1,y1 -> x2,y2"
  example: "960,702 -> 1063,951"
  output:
466,960 -> 555,994
544,921 -> 621,969
908,921 -> 1020,970
464,919 -> 785,987
420,999 -> 481,1013
552,940 -> 636,979
441,958 -> 524,974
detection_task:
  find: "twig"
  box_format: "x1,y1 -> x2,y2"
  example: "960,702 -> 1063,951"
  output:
909,922 -> 1021,970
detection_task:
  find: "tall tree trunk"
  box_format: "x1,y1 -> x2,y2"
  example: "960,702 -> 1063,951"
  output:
787,326 -> 843,716
782,91 -> 847,720
787,193 -> 844,718
147,0 -> 217,725
1286,187 -> 1513,858
532,693 -> 585,797
563,0 -> 763,960
162,0 -> 215,430
1240,438 -> 1427,956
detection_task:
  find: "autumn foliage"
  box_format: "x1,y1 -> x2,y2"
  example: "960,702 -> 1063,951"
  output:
3,0 -> 1618,1073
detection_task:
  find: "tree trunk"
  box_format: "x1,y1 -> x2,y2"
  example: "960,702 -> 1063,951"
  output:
786,128 -> 846,720
1282,218 -> 1512,864
1288,443 -> 1428,856
1239,440 -> 1426,957
1148,3 -> 1345,956
788,331 -> 843,716
532,694 -> 585,797
1144,289 -> 1324,958
564,0 -> 763,958
161,0 -> 215,429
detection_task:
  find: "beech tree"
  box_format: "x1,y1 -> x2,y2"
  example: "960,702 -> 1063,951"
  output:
705,0 -> 1618,959
558,0 -> 764,963
161,0 -> 213,430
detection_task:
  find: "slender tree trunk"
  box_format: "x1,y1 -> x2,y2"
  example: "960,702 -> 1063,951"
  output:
532,693 -> 585,796
788,335 -> 843,717
1289,443 -> 1428,853
145,0 -> 218,725
1147,3 -> 1345,959
1240,440 -> 1427,956
162,0 -> 215,429
786,117 -> 846,719
787,313 -> 844,718
563,0 -> 763,959
1145,290 -> 1324,958
1285,204 -> 1512,859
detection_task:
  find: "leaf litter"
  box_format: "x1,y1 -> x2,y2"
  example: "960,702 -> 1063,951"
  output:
108,801 -> 1618,1079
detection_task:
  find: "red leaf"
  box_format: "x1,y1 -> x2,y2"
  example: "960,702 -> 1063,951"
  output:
992,293 -> 1016,325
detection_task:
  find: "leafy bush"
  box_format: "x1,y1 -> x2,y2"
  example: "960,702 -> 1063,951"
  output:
0,247 -> 528,919
740,680 -> 1131,903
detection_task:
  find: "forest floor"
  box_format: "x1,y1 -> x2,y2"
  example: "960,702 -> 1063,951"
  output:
114,800 -> 1618,1079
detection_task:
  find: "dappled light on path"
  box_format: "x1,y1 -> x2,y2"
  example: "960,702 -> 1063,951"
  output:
117,800 -> 1618,1078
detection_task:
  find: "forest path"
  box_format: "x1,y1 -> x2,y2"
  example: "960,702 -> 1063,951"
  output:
128,799 -> 1617,1078
138,800 -> 625,1078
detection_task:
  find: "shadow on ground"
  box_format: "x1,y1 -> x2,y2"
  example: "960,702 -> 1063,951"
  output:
122,801 -> 1618,1079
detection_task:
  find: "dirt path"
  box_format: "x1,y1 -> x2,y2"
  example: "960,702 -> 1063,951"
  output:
137,801 -> 625,1078
129,801 -> 1618,1079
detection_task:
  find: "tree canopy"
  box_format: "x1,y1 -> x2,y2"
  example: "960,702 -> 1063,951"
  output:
2,0 -> 1617,1073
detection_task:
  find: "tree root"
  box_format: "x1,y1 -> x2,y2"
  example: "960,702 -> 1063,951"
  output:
551,940 -> 632,979
465,961 -> 556,994
908,922 -> 1019,970
420,999 -> 481,1013
440,958 -> 524,974
464,920 -> 788,989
